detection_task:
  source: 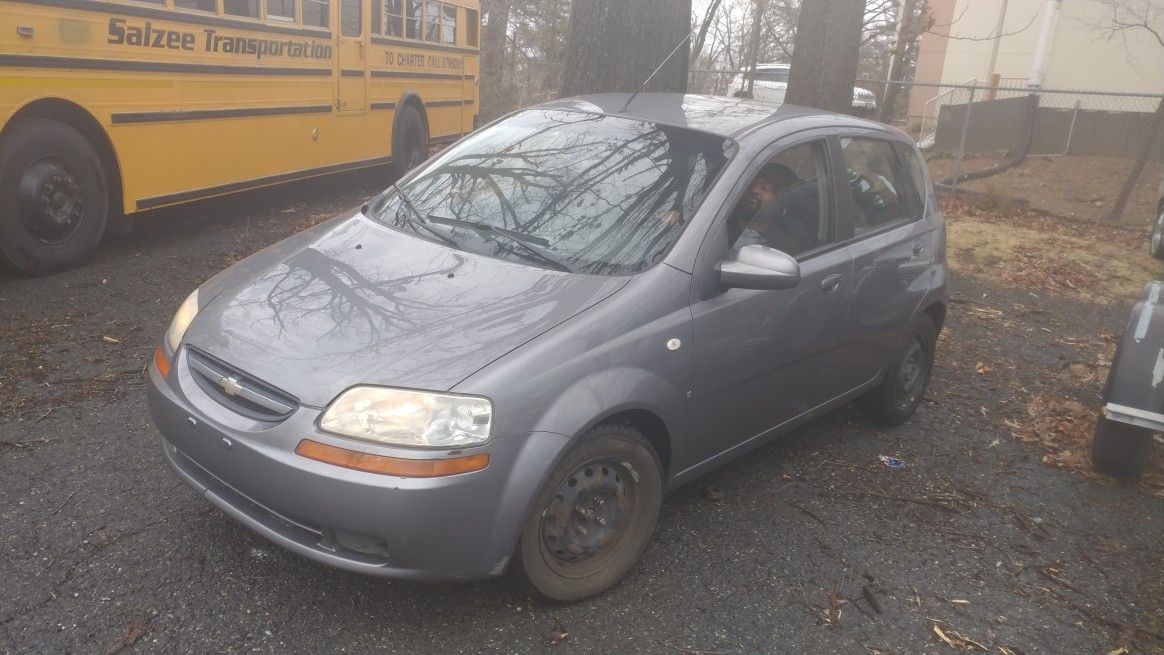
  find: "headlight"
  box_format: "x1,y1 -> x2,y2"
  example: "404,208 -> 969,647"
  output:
319,387 -> 493,448
164,289 -> 199,354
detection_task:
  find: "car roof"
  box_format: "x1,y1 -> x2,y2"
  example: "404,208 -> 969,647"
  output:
534,93 -> 887,139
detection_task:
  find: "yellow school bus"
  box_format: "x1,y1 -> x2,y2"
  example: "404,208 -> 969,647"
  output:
0,0 -> 480,274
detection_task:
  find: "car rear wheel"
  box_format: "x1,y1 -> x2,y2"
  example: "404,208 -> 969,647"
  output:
860,315 -> 937,426
515,424 -> 663,603
0,118 -> 108,275
1091,417 -> 1152,480
1150,204 -> 1164,260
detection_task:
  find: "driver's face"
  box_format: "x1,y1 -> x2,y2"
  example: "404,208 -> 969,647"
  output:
739,177 -> 778,214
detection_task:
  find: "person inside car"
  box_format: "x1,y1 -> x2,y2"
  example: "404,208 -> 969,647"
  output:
730,163 -> 824,256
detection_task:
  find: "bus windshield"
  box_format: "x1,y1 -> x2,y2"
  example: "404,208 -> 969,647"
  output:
374,109 -> 735,276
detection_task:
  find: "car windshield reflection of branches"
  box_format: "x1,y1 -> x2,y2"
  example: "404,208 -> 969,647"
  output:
377,110 -> 733,275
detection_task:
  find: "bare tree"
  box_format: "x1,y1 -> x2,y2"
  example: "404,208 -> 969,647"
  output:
560,0 -> 693,96
785,0 -> 866,113
1088,0 -> 1164,221
480,0 -> 512,121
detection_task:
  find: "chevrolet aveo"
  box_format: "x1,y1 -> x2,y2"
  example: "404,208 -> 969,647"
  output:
147,93 -> 947,602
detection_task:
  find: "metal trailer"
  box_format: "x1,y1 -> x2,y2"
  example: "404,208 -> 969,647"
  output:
1093,280 -> 1164,479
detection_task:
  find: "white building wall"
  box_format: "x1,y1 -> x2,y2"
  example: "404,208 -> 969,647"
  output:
937,0 -> 1164,98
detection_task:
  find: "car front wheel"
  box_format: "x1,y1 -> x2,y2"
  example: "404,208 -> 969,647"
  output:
515,424 -> 663,602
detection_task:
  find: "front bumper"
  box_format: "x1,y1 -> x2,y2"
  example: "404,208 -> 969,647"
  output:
147,348 -> 572,580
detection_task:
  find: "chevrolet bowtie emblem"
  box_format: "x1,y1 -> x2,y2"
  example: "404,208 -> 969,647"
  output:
221,376 -> 243,396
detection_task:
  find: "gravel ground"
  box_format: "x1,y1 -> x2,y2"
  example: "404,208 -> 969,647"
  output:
1,170 -> 1162,654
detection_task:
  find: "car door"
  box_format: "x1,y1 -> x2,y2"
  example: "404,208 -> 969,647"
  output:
834,134 -> 936,390
685,134 -> 853,470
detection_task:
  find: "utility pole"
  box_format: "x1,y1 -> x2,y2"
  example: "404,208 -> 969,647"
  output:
984,0 -> 1009,99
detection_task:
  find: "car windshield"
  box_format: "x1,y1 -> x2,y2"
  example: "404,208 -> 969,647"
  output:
372,109 -> 735,275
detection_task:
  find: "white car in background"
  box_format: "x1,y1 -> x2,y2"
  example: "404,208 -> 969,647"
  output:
728,63 -> 878,117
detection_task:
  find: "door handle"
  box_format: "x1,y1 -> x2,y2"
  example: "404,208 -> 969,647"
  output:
821,273 -> 843,294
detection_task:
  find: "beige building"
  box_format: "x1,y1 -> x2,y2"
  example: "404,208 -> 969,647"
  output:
910,0 -> 1164,120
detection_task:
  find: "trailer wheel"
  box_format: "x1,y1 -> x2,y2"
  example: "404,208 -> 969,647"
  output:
0,118 -> 108,275
1150,203 -> 1164,260
1091,417 -> 1152,480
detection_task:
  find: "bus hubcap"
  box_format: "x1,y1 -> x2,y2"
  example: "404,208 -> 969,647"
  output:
18,160 -> 84,244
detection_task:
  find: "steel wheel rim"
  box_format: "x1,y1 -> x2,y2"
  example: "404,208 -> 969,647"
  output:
17,158 -> 85,244
539,458 -> 638,578
898,338 -> 927,410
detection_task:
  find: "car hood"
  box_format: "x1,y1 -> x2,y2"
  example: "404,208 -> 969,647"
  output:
184,213 -> 629,407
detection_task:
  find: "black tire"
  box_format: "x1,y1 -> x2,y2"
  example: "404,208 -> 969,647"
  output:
515,424 -> 663,603
1150,203 -> 1164,260
860,315 -> 937,426
0,118 -> 108,275
390,104 -> 429,179
1091,418 -> 1152,480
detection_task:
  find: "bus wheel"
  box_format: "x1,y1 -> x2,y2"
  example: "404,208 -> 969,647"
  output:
0,118 -> 108,275
390,105 -> 428,178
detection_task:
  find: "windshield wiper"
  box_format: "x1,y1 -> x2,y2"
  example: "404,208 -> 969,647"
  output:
426,214 -> 576,273
380,182 -> 460,249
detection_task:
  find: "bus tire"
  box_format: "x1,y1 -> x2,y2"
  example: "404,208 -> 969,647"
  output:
390,104 -> 428,178
0,118 -> 108,275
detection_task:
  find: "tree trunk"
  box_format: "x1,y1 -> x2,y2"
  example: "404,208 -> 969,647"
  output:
1109,98 -> 1164,223
879,0 -> 918,123
745,0 -> 765,96
785,0 -> 866,114
560,0 -> 692,97
690,0 -> 725,69
480,0 -> 511,121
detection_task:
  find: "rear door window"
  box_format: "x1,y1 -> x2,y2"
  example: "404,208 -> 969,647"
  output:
838,137 -> 919,236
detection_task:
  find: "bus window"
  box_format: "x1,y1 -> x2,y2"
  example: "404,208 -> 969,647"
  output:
341,0 -> 361,35
224,0 -> 259,17
174,0 -> 216,12
424,0 -> 439,42
441,4 -> 455,44
466,8 -> 478,47
378,0 -> 403,36
303,0 -> 328,26
267,0 -> 295,22
406,0 -> 421,39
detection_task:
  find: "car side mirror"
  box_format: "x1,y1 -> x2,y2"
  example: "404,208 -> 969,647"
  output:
716,245 -> 800,290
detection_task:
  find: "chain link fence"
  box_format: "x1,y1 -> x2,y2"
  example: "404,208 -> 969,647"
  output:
889,79 -> 1164,226
487,67 -> 1164,227
687,71 -> 1164,226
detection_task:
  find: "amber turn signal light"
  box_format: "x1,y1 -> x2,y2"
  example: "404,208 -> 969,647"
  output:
295,439 -> 490,477
154,346 -> 171,378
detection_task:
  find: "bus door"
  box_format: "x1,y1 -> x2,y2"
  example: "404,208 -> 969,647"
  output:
335,0 -> 367,112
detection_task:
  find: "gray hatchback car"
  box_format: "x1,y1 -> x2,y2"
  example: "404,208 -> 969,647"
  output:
147,93 -> 947,602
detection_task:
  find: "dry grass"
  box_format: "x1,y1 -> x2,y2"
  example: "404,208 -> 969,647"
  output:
944,196 -> 1162,302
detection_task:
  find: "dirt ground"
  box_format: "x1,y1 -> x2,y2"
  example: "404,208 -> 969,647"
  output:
927,155 -> 1163,228
1,174 -> 1162,654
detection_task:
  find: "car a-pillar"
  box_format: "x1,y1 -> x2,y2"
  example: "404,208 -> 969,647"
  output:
0,99 -> 121,276
390,94 -> 430,179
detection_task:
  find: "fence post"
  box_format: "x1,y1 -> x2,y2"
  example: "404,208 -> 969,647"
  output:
953,85 -> 976,189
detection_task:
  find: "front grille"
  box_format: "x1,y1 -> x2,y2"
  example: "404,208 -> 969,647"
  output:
186,348 -> 298,421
